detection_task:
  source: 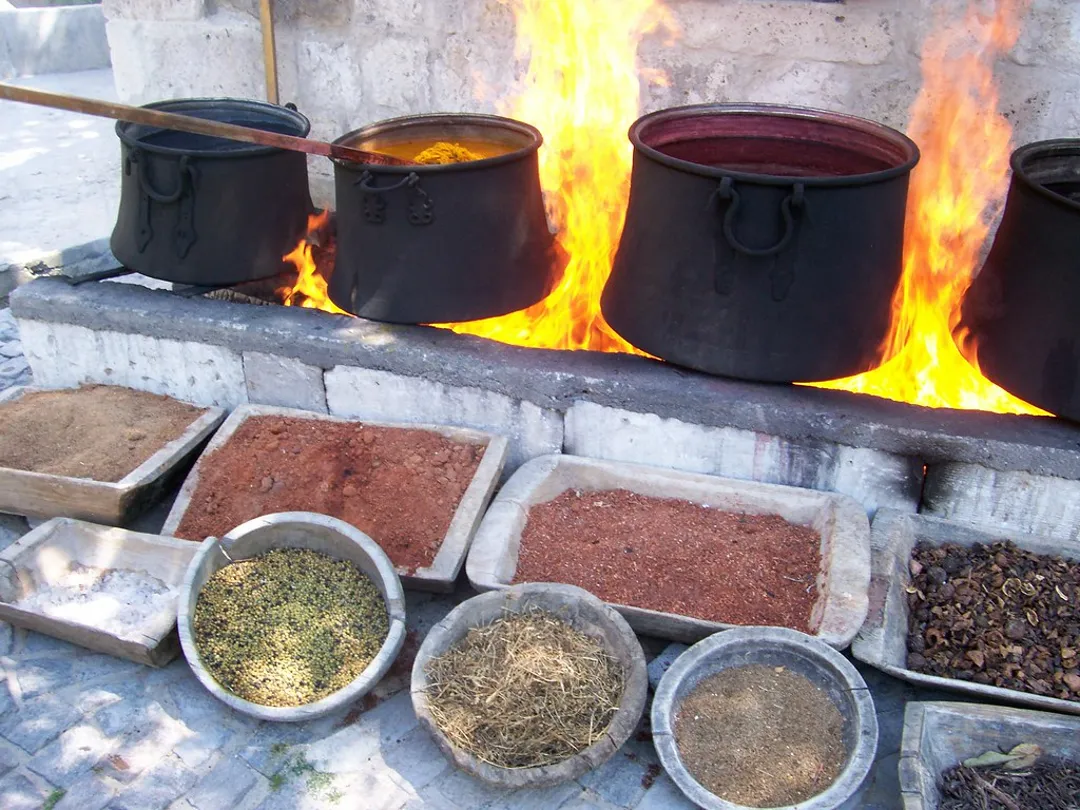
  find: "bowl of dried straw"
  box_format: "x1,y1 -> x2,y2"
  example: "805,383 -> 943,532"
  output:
177,512 -> 407,722
411,582 -> 648,787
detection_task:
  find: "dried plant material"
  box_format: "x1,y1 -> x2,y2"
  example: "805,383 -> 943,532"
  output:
674,664 -> 846,807
964,744 -> 1042,770
941,756 -> 1080,810
424,610 -> 624,769
413,142 -> 482,165
193,548 -> 388,707
906,541 -> 1080,702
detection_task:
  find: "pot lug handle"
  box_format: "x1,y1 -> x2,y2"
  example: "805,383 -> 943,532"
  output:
713,176 -> 806,258
355,170 -> 420,194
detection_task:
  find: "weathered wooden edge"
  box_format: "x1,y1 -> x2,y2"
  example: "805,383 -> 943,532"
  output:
465,454 -> 871,648
851,508 -> 1080,716
177,513 -> 408,722
410,582 -> 648,787
0,517 -> 198,666
0,386 -> 224,525
898,701 -> 1080,810
161,403 -> 508,592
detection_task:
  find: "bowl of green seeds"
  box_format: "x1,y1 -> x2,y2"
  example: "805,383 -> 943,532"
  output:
177,511 -> 407,722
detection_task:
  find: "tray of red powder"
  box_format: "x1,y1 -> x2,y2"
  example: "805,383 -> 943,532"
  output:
162,405 -> 508,592
465,454 -> 871,648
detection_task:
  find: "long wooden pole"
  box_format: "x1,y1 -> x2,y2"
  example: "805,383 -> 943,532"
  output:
0,83 -> 408,166
258,0 -> 279,105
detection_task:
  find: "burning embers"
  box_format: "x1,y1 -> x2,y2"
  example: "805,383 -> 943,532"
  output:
279,0 -> 1052,416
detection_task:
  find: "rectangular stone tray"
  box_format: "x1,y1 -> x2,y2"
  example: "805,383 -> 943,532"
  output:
899,701 -> 1080,810
852,508 -> 1080,715
0,517 -> 199,666
465,454 -> 871,647
0,386 -> 225,526
161,404 -> 508,593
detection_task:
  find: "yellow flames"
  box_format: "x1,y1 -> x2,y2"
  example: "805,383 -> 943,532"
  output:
279,211 -> 347,315
432,0 -> 677,351
808,0 -> 1045,414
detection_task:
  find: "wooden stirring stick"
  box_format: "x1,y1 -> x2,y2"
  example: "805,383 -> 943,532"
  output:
0,83 -> 410,167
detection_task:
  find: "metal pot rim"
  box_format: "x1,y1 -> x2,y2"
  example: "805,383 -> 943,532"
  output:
1011,138 -> 1080,213
115,97 -> 312,159
628,102 -> 920,187
332,112 -> 544,173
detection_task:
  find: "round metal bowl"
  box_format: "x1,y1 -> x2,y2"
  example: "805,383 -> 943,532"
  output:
410,582 -> 648,788
652,627 -> 878,810
177,512 -> 407,722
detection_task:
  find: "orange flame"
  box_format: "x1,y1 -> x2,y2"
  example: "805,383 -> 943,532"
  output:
808,0 -> 1045,414
433,0 -> 678,351
280,211 -> 348,315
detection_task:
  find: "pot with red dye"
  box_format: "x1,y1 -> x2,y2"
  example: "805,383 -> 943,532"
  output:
602,103 -> 920,383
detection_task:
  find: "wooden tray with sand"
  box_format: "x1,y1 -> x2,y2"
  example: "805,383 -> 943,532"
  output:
0,386 -> 226,526
161,404 -> 509,592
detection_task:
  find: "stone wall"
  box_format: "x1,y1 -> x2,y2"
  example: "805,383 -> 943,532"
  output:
101,0 -> 1080,205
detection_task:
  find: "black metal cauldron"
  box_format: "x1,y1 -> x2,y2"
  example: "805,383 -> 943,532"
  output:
111,98 -> 313,286
329,113 -> 557,323
961,139 -> 1080,420
602,103 -> 920,383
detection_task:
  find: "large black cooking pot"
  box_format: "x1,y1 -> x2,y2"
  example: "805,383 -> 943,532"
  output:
111,98 -> 313,286
961,139 -> 1080,420
602,103 -> 920,382
329,113 -> 557,323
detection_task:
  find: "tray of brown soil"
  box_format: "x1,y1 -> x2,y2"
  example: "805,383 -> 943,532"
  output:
900,701 -> 1080,810
0,385 -> 225,526
162,404 -> 508,592
0,517 -> 199,666
651,626 -> 878,810
465,454 -> 871,647
852,508 -> 1080,715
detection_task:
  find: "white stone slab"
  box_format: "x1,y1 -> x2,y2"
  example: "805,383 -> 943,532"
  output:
565,401 -> 921,518
465,454 -> 871,648
162,403 -> 509,592
242,351 -> 328,414
852,508 -> 1080,716
325,365 -> 563,473
899,701 -> 1080,810
17,320 -> 247,409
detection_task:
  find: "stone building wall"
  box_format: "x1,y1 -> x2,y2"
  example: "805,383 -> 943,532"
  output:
101,0 -> 1080,204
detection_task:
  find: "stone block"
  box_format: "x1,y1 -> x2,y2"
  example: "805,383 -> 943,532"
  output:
52,776 -> 115,810
1012,0 -> 1080,69
17,320 -> 247,408
111,754 -> 198,810
295,38 -> 363,132
243,351 -> 328,413
106,18 -> 264,105
378,726 -> 451,792
635,773 -> 697,810
11,658 -> 73,700
672,0 -> 895,65
356,0 -> 424,30
361,36 -> 431,115
184,755 -> 260,810
0,770 -> 52,810
325,366 -> 564,472
0,738 -> 23,778
103,0 -> 205,22
304,692 -> 419,775
564,402 -> 922,518
730,58 -> 852,111
647,643 -> 690,692
922,463 -> 1080,541
486,782 -> 581,810
27,724 -> 114,788
0,310 -> 18,342
0,6 -> 111,76
217,0 -> 352,25
0,695 -> 81,753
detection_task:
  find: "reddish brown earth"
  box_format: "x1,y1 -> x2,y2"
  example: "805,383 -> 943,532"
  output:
513,489 -> 822,631
175,416 -> 485,572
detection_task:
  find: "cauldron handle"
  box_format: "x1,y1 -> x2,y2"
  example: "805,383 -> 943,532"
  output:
714,177 -> 805,258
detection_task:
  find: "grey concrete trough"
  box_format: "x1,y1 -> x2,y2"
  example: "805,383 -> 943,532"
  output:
466,454 -> 871,648
852,508 -> 1080,716
162,404 -> 509,593
899,701 -> 1080,810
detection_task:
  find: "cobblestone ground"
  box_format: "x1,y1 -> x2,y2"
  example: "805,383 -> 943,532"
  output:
0,308 -> 939,810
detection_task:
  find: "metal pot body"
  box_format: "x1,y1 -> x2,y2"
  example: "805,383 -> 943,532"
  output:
111,98 -> 313,286
602,104 -> 920,383
962,139 -> 1080,420
329,113 -> 556,323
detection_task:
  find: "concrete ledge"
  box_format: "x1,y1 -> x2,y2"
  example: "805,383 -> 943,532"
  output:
0,238 -> 117,304
11,278 -> 1080,480
0,5 -> 110,78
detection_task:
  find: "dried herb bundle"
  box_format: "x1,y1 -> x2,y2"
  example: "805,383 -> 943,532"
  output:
193,548 -> 388,707
941,757 -> 1080,810
424,610 -> 624,769
906,541 -> 1080,702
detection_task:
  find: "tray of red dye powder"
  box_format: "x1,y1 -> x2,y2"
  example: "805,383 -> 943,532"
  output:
465,454 -> 871,648
161,404 -> 508,592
